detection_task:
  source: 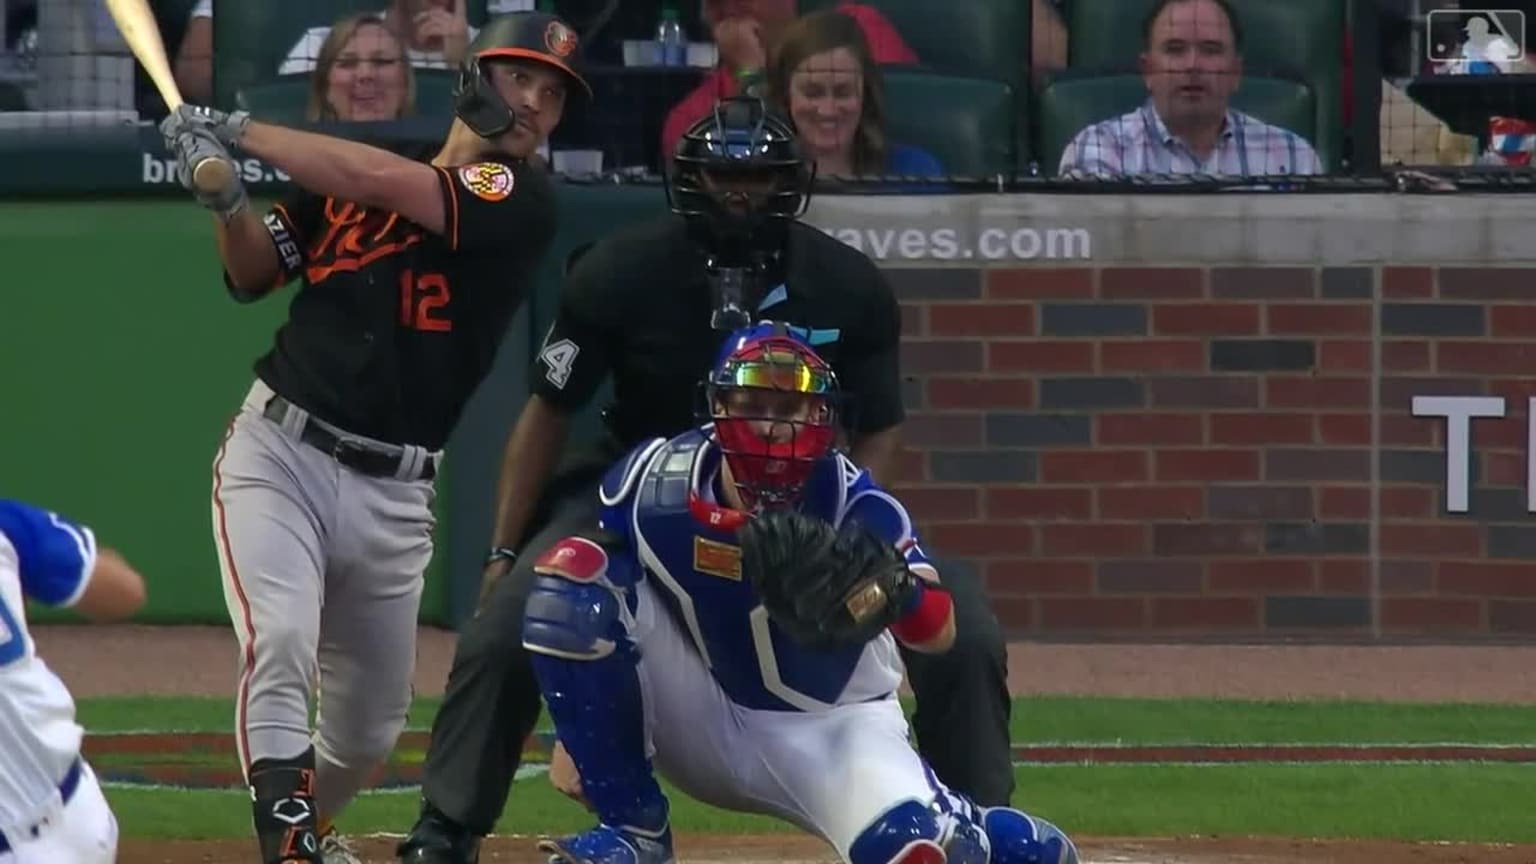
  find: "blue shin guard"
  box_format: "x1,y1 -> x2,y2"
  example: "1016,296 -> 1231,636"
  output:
524,562 -> 668,835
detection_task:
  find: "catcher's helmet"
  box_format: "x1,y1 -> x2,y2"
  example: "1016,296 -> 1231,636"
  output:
452,11 -> 592,139
706,322 -> 839,513
668,97 -> 814,263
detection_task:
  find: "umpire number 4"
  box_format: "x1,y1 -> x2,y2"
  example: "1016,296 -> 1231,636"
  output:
541,339 -> 579,388
399,269 -> 452,332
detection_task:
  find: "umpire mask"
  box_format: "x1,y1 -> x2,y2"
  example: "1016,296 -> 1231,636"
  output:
669,98 -> 812,324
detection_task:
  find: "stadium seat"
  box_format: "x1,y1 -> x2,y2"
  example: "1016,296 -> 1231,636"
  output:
797,0 -> 1031,168
1064,0 -> 1343,171
211,1 -> 489,110
880,69 -> 1017,178
236,69 -> 458,126
1037,71 -> 1317,175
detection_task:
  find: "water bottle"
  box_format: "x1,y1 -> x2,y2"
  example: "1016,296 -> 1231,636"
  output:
656,4 -> 686,67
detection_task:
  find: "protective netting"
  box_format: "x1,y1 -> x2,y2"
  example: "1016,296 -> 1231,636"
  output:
1,0 -> 1534,189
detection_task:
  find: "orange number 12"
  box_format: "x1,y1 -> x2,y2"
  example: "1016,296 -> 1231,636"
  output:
400,269 -> 452,332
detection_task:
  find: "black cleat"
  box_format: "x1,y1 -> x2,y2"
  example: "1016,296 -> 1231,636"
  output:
396,806 -> 482,864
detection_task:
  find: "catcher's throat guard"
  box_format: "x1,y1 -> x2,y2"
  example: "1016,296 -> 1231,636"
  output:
707,323 -> 839,513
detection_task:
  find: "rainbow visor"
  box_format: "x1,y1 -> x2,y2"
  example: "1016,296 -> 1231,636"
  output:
720,352 -> 835,395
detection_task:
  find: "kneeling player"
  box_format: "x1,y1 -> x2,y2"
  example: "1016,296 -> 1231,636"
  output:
521,323 -> 1077,864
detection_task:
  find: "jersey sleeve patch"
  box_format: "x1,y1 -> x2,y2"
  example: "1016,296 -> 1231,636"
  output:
457,162 -> 515,202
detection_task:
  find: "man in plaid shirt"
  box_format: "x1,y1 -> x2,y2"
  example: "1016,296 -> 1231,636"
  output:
1059,0 -> 1321,178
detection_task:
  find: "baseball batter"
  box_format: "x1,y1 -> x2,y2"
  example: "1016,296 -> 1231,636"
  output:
0,499 -> 148,864
156,11 -> 588,863
521,325 -> 1078,864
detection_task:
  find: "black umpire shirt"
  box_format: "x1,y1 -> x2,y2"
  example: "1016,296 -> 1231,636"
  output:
529,214 -> 904,450
238,154 -> 556,451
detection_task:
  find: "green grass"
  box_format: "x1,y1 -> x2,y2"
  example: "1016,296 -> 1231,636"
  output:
106,763 -> 1536,843
82,695 -> 1536,745
88,694 -> 1536,845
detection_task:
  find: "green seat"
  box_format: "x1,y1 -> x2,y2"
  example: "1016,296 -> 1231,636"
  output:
798,0 -> 1031,168
212,1 -> 490,109
236,69 -> 458,126
1066,0 -> 1343,171
1038,72 -> 1317,176
880,69 -> 1017,178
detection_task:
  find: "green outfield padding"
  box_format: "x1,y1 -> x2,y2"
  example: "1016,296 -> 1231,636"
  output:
0,185 -> 670,626
0,201 -> 446,624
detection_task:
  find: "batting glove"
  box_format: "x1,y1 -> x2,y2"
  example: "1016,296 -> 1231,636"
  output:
160,104 -> 252,150
172,129 -> 248,221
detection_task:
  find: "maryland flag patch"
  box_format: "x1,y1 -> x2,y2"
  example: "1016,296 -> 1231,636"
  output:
458,162 -> 515,202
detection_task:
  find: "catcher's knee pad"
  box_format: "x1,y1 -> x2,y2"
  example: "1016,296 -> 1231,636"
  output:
981,807 -> 1080,864
522,537 -> 624,661
849,800 -> 947,864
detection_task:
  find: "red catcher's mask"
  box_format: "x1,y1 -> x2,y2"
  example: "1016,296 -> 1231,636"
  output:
708,331 -> 838,512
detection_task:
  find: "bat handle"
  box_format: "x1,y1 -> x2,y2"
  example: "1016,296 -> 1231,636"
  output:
191,154 -> 236,195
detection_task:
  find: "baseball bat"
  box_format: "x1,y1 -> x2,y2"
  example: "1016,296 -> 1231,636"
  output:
102,0 -> 234,194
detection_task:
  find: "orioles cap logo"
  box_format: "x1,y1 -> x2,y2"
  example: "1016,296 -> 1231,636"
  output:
545,20 -> 578,58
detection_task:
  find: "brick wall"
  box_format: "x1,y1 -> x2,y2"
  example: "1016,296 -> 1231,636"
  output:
890,264 -> 1536,641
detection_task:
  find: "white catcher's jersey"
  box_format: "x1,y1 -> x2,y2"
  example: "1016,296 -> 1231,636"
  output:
0,500 -> 97,837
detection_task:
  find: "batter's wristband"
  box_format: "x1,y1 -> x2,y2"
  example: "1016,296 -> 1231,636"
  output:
484,546 -> 518,567
890,582 -> 952,645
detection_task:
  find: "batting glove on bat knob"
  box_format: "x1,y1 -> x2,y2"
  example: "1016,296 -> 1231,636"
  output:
172,129 -> 248,220
160,104 -> 252,150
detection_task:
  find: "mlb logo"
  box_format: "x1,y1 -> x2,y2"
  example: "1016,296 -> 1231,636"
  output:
1427,9 -> 1527,73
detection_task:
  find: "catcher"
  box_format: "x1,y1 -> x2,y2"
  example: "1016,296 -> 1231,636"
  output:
520,322 -> 1078,864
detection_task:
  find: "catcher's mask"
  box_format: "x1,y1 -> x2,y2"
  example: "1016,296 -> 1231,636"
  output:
706,322 -> 839,513
452,11 -> 592,139
668,98 -> 813,276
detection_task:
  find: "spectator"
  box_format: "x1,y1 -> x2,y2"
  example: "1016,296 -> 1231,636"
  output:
660,0 -> 917,164
766,9 -> 941,180
307,13 -> 418,122
280,0 -> 477,76
173,0 -> 213,105
1058,0 -> 1321,178
1032,0 -> 1068,85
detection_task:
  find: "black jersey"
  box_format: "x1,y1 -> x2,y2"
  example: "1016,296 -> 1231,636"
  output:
240,156 -> 556,450
529,214 -> 904,448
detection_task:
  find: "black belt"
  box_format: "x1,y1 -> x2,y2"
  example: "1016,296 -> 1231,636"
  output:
262,396 -> 436,481
0,757 -> 84,853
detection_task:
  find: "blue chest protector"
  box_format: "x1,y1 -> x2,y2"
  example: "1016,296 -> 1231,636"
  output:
602,428 -> 880,712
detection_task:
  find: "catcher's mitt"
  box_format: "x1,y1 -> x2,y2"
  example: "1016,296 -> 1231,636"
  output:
738,509 -> 918,650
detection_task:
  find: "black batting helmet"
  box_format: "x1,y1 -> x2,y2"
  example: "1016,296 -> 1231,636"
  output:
452,11 -> 593,139
667,97 -> 814,262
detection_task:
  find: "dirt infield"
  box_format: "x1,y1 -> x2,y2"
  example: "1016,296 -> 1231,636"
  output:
33,624 -> 1536,702
115,832 -> 1536,864
36,625 -> 1536,864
